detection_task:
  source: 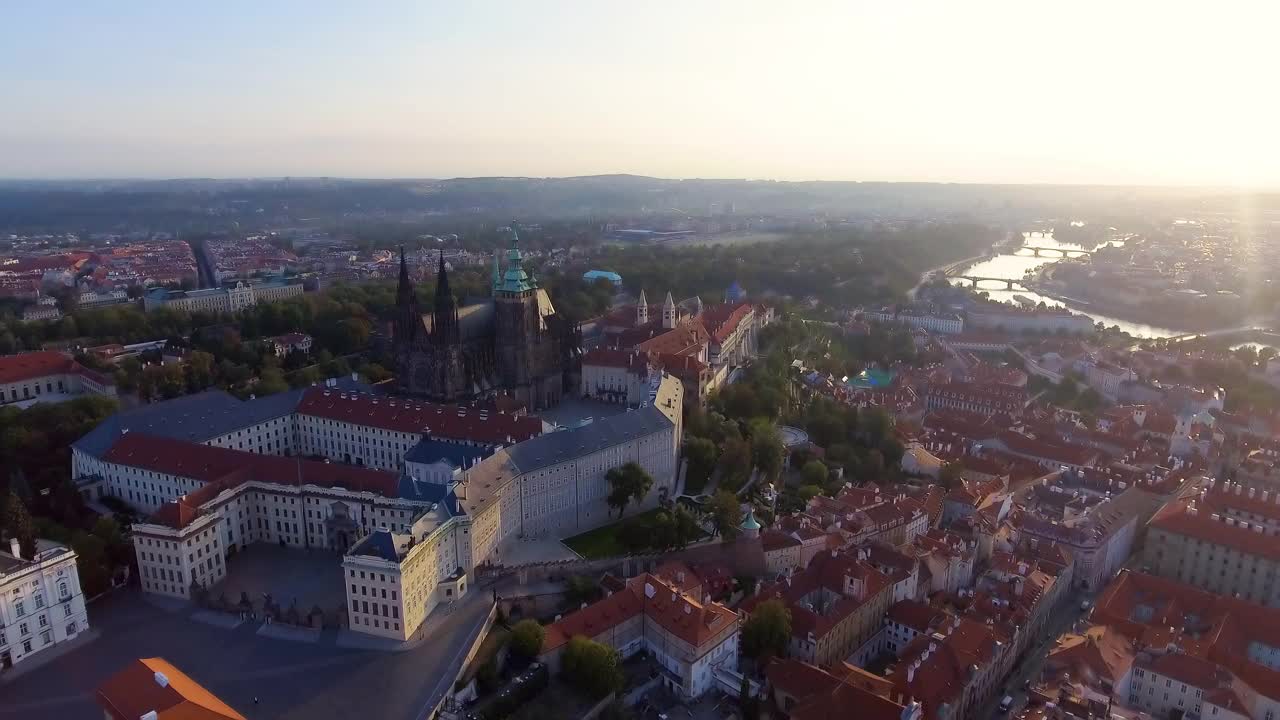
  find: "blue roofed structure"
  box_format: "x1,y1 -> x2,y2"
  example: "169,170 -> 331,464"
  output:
349,528 -> 400,562
505,405 -> 674,474
395,475 -> 465,516
404,438 -> 493,471
582,270 -> 623,287
73,376 -> 375,459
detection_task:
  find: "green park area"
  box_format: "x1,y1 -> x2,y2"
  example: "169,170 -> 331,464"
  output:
562,509 -> 665,559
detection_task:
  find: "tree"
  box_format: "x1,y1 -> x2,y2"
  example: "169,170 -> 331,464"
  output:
2,489 -> 37,559
860,407 -> 891,444
186,350 -> 216,391
718,437 -> 753,491
938,462 -> 963,489
256,368 -> 290,396
682,437 -> 718,494
562,636 -> 624,699
742,599 -> 792,663
709,490 -> 741,540
751,424 -> 785,481
800,460 -> 829,487
797,484 -> 823,502
671,503 -> 702,549
510,619 -> 546,659
605,462 -> 654,518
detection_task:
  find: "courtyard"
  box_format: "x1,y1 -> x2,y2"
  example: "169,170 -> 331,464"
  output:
211,543 -> 347,616
0,585 -> 495,720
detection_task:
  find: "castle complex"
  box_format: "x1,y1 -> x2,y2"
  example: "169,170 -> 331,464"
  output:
392,230 -> 579,410
71,369 -> 683,641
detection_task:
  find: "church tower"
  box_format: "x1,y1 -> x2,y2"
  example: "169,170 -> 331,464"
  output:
428,250 -> 467,401
432,251 -> 459,344
494,225 -> 544,403
393,247 -> 421,348
637,289 -> 649,326
662,292 -> 677,329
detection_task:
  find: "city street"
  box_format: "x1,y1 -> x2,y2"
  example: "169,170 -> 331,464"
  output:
975,589 -> 1093,719
0,587 -> 493,720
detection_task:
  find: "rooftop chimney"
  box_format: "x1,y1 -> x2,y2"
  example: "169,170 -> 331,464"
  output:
154,671 -> 169,688
8,538 -> 18,560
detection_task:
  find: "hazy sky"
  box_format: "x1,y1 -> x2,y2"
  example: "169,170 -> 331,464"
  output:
4,1 -> 1277,186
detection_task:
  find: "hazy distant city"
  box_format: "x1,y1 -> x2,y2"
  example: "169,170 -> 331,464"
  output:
4,3 -> 1280,720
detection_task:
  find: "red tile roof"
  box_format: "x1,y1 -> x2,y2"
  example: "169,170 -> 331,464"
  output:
1150,497 -> 1280,562
581,347 -> 650,373
701,302 -> 752,343
0,350 -> 76,384
541,572 -> 738,653
766,658 -> 910,720
104,433 -> 402,529
296,388 -> 542,445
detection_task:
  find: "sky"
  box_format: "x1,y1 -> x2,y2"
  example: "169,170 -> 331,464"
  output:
3,1 -> 1278,186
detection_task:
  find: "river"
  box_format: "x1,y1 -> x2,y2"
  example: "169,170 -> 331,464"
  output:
949,231 -> 1189,339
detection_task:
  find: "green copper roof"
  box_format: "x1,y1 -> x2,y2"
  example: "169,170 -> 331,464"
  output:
741,508 -> 762,531
498,223 -> 536,294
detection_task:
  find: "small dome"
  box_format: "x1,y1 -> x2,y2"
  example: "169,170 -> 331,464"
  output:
741,509 -> 762,531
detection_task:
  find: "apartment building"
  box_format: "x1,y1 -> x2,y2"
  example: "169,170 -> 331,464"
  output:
0,350 -> 118,407
1085,570 -> 1280,720
0,539 -> 89,670
1146,480 -> 1280,607
864,308 -> 964,335
925,381 -> 1027,418
741,547 -> 893,668
539,568 -> 740,699
142,279 -> 303,314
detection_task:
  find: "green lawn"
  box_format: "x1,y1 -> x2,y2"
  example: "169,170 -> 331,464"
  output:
562,508 -> 664,559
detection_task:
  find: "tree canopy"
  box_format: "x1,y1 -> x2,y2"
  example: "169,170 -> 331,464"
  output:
562,636 -> 624,699
605,462 -> 654,518
743,599 -> 792,663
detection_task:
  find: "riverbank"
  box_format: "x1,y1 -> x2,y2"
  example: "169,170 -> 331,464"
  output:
908,250 -> 996,299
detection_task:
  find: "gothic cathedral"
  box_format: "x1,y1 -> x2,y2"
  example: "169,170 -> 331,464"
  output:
391,232 -> 579,410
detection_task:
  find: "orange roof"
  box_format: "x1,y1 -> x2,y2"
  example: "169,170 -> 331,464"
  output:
96,657 -> 246,720
104,434 -> 402,529
541,572 -> 737,653
766,658 -> 909,720
701,302 -> 752,343
0,350 -> 75,384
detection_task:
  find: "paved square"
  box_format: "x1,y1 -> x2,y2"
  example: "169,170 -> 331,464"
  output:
0,587 -> 495,720
212,544 -> 346,614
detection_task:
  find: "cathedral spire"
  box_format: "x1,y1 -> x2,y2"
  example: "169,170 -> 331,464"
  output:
396,246 -> 416,305
433,250 -> 459,343
394,246 -> 421,346
435,250 -> 452,301
637,289 -> 649,326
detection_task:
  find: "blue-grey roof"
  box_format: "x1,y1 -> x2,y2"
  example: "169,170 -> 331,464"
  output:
506,405 -> 674,474
73,376 -> 375,458
396,476 -> 464,515
350,529 -> 399,562
404,439 -> 492,470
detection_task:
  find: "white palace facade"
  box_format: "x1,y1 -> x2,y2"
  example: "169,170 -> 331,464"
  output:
71,374 -> 684,639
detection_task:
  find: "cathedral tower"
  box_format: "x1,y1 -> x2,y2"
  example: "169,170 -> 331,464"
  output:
637,289 -> 649,326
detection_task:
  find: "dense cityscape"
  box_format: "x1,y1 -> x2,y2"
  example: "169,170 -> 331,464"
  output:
1,177 -> 1279,720
5,4 -> 1280,720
